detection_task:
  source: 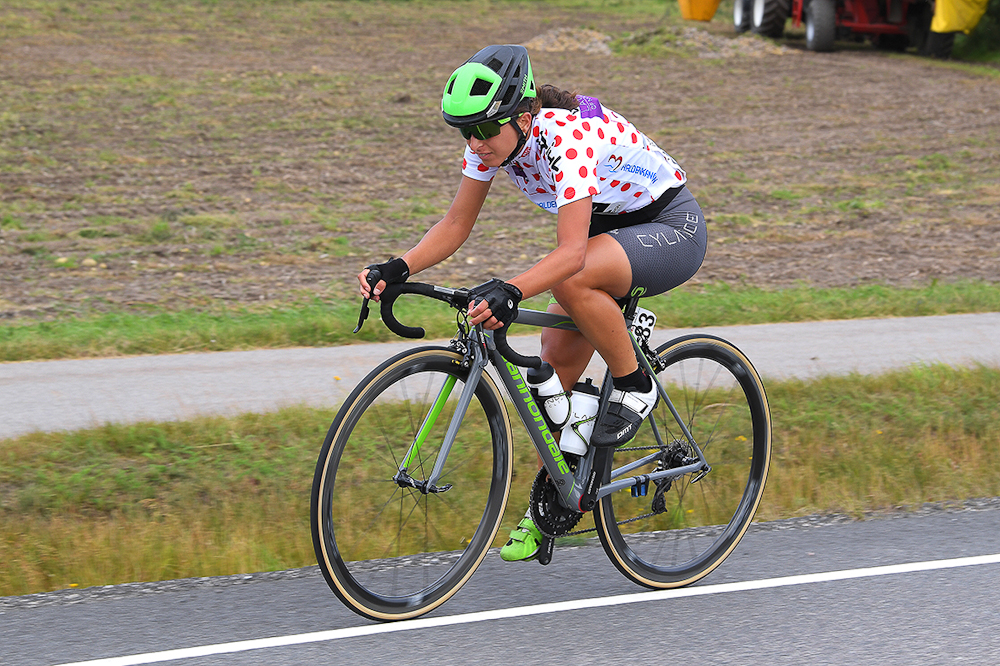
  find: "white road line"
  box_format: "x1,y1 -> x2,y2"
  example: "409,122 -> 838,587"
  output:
53,552 -> 1000,666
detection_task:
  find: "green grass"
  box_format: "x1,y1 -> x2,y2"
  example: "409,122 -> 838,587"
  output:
2,281 -> 998,361
2,363 -> 997,596
643,280 -> 1000,329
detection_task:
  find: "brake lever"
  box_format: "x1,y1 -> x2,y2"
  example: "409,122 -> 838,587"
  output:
354,298 -> 371,334
354,267 -> 382,334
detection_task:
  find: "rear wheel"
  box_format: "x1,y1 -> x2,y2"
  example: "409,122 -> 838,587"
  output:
311,347 -> 512,621
805,0 -> 837,51
751,0 -> 791,37
595,335 -> 771,588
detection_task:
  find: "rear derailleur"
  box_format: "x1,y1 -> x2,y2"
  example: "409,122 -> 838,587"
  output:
649,440 -> 698,514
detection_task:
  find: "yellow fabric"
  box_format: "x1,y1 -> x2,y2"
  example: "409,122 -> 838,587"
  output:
931,0 -> 989,33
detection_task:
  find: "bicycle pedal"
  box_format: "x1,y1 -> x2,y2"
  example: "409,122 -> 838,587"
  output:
536,536 -> 555,566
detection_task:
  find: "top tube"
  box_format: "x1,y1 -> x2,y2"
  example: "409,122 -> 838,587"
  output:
366,281 -> 645,369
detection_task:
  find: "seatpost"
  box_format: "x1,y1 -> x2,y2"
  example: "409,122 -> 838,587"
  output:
621,295 -> 641,322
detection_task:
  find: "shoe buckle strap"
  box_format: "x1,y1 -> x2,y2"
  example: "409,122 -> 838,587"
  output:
516,517 -> 540,536
609,388 -> 656,417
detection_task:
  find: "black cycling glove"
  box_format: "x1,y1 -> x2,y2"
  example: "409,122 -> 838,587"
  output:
468,278 -> 523,328
365,257 -> 409,289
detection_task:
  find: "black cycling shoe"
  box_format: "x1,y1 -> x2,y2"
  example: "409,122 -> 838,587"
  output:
589,383 -> 658,447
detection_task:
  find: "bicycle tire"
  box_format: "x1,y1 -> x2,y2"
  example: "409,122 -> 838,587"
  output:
594,334 -> 771,588
311,347 -> 513,621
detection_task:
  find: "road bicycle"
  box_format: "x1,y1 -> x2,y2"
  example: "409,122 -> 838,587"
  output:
311,278 -> 771,622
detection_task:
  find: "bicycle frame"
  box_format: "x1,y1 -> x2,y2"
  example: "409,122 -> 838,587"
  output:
399,305 -> 711,512
492,308 -> 709,510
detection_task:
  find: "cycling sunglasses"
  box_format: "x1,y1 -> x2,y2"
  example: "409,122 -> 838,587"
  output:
459,117 -> 512,141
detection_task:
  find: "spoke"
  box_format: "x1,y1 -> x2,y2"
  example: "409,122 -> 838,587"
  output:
684,361 -> 723,436
412,493 -> 457,549
378,487 -> 423,561
353,482 -> 405,536
373,403 -> 406,471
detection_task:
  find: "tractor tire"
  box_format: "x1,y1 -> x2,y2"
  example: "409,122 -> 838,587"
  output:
921,31 -> 955,58
751,0 -> 790,37
805,0 -> 836,51
734,0 -> 752,33
907,1 -> 932,51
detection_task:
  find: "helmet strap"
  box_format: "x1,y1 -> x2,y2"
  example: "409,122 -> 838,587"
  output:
500,118 -> 528,167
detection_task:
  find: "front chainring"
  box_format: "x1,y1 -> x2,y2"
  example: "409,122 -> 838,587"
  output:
530,467 -> 583,538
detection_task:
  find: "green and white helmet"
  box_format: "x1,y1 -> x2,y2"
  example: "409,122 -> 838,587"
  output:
442,44 -> 537,128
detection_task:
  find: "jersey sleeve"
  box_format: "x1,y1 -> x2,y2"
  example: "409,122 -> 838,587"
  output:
538,115 -> 600,208
461,146 -> 498,182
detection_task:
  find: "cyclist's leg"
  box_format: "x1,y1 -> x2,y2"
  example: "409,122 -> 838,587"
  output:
539,302 -> 595,391
548,232 -> 662,447
548,234 -> 636,377
591,189 -> 707,446
503,191 -> 708,558
608,189 -> 707,301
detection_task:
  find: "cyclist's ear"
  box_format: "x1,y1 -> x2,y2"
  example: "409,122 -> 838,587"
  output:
516,112 -> 532,134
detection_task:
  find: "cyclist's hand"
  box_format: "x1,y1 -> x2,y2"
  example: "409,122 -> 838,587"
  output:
359,257 -> 409,301
468,278 -> 522,330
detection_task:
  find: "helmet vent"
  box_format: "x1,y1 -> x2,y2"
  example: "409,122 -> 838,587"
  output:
500,85 -> 516,107
486,57 -> 504,72
447,79 -> 456,95
470,77 -> 493,97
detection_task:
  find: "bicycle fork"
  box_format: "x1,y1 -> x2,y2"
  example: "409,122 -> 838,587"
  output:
392,343 -> 489,495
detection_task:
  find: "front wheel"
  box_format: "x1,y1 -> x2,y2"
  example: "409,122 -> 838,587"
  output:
595,335 -> 771,589
311,347 -> 513,621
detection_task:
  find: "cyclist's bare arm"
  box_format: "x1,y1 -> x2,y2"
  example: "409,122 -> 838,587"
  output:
359,176 -> 492,300
469,196 -> 591,328
509,196 -> 591,298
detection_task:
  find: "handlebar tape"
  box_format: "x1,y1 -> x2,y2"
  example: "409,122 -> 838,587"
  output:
375,282 -> 543,368
492,326 -> 542,369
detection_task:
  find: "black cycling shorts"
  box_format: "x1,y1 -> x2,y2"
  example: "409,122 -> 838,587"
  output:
596,187 -> 707,298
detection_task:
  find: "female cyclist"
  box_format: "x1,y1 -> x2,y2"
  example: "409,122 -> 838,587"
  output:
359,44 -> 707,562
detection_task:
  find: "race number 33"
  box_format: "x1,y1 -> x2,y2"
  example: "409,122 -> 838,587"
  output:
631,306 -> 656,344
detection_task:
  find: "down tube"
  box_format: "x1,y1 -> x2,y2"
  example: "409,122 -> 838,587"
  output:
490,350 -> 580,508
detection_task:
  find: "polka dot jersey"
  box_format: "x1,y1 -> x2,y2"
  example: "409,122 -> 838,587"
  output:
462,102 -> 686,216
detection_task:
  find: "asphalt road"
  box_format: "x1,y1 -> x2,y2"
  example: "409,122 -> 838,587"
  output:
2,312 -> 999,666
2,502 -> 999,666
2,312 -> 998,439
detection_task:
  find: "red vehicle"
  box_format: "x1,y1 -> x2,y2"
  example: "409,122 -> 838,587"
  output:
733,0 -> 955,56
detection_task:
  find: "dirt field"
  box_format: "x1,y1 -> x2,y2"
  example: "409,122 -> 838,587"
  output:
1,2 -> 998,323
